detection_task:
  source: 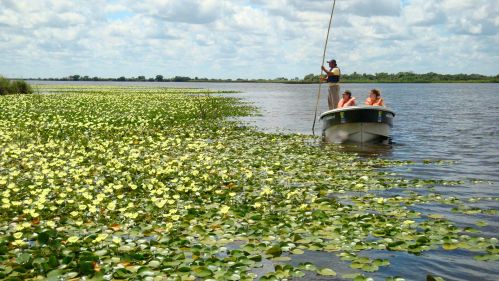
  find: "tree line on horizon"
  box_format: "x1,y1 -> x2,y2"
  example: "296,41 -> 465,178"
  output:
18,72 -> 499,83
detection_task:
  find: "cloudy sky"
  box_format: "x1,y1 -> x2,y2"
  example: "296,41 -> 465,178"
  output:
1,0 -> 498,79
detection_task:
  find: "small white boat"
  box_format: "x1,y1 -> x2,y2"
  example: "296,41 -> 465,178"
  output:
319,106 -> 395,143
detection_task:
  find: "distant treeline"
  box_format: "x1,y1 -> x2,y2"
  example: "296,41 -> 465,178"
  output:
30,75 -> 293,83
25,72 -> 499,83
300,72 -> 499,83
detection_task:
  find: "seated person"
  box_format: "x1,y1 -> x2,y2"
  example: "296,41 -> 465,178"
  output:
337,90 -> 356,108
365,89 -> 385,106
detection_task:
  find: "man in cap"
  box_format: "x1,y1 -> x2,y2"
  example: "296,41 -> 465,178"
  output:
321,59 -> 341,110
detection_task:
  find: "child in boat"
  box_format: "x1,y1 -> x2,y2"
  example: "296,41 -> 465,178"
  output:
365,89 -> 385,106
337,90 -> 356,108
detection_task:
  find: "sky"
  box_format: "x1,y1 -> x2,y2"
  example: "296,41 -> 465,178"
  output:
1,0 -> 498,79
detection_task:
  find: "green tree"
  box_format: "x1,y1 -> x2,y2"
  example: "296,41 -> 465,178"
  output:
172,76 -> 191,82
155,75 -> 164,82
303,73 -> 319,81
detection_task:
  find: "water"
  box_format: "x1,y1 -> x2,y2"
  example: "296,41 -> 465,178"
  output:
32,81 -> 499,280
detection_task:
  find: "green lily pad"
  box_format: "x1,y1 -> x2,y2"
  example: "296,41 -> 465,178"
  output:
317,268 -> 336,276
427,275 -> 445,281
265,246 -> 282,257
16,253 -> 32,266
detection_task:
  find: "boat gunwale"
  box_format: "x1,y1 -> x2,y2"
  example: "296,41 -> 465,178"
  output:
319,106 -> 395,119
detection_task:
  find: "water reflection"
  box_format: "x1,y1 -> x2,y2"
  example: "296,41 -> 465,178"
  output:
324,142 -> 395,158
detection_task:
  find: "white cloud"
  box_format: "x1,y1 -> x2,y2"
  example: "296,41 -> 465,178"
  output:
0,0 -> 497,78
403,0 -> 446,26
128,0 -> 224,24
341,0 -> 401,17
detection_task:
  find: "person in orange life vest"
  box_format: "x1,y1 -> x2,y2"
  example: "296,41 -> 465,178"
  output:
337,90 -> 356,108
320,59 -> 341,110
365,89 -> 385,106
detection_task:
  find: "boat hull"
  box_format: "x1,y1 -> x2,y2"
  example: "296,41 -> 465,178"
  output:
319,106 -> 395,143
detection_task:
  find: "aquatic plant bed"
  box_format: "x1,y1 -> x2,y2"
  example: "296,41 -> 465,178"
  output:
0,85 -> 497,280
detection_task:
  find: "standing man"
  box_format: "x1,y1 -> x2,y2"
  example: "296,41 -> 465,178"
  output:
321,59 -> 341,110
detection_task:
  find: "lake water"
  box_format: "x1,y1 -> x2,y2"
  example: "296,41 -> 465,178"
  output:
32,81 -> 499,281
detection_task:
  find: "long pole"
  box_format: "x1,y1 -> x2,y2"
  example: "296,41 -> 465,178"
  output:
312,0 -> 337,136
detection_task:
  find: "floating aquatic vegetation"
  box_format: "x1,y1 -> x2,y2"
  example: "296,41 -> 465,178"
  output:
0,86 -> 497,280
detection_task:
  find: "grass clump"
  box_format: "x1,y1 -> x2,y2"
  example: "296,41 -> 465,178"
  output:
0,76 -> 33,95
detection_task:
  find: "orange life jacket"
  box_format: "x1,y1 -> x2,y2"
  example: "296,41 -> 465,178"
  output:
338,97 -> 356,108
365,97 -> 384,106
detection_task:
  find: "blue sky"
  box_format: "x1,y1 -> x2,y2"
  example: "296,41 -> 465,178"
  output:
0,0 -> 498,79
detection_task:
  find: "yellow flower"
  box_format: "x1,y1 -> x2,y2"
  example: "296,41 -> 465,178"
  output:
155,200 -> 167,208
67,236 -> 79,243
220,205 -> 230,215
107,201 -> 116,211
402,220 -> 415,226
165,222 -> 173,231
93,233 -> 109,243
125,212 -> 138,219
13,232 -> 23,239
260,187 -> 272,196
46,221 -> 56,228
12,239 -> 26,247
89,205 -> 97,213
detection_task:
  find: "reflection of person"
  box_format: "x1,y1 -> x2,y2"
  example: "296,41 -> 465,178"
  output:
337,90 -> 356,108
365,89 -> 385,106
321,59 -> 341,110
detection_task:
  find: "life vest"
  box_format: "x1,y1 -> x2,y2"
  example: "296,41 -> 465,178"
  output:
327,67 -> 340,83
365,97 -> 384,106
338,97 -> 356,108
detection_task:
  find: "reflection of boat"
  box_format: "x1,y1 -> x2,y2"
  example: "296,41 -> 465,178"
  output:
319,106 -> 395,143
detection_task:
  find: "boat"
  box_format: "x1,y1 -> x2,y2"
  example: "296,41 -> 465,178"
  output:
319,106 -> 395,143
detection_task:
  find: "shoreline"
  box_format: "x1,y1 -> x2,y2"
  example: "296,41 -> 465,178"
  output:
22,79 -> 499,84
